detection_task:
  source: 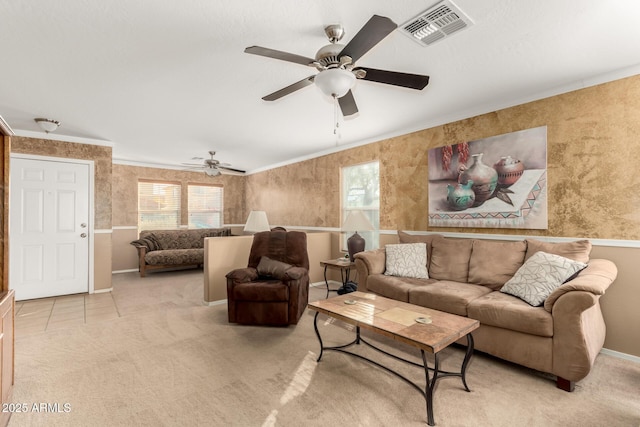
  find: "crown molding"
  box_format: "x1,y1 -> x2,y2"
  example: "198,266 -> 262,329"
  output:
12,129 -> 113,147
0,115 -> 15,136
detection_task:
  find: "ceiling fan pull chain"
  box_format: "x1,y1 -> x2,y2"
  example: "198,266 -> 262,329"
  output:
333,95 -> 341,143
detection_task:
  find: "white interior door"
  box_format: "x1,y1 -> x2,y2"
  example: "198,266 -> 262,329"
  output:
10,157 -> 91,300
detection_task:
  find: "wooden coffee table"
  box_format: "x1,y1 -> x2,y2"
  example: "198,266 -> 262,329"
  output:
308,291 -> 479,426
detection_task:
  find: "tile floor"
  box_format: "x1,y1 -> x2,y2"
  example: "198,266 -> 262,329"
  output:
15,292 -> 120,336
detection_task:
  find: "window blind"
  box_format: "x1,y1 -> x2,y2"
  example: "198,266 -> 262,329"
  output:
138,181 -> 181,231
188,184 -> 223,228
341,161 -> 380,250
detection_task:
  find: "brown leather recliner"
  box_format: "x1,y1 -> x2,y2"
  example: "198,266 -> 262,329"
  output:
226,230 -> 309,326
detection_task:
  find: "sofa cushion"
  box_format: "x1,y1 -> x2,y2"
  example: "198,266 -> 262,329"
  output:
468,240 -> 527,290
144,248 -> 203,266
525,239 -> 592,263
367,274 -> 435,302
397,231 -> 443,270
428,238 -> 473,282
384,243 -> 429,279
408,281 -> 492,316
467,291 -> 553,337
500,251 -> 587,306
257,256 -> 292,280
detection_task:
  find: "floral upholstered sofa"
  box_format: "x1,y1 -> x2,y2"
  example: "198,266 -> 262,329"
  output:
354,231 -> 617,392
131,228 -> 232,277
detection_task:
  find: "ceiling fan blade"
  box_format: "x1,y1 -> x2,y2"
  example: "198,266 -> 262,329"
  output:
338,15 -> 397,63
338,90 -> 358,117
262,75 -> 316,101
355,67 -> 430,90
244,46 -> 315,67
218,165 -> 246,174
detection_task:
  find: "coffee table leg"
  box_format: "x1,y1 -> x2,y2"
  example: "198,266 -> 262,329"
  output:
313,312 -> 324,362
461,333 -> 474,392
422,350 -> 440,426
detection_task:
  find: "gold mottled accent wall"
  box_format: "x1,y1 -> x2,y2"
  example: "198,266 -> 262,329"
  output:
112,164 -> 246,227
11,137 -> 113,229
246,74 -> 640,240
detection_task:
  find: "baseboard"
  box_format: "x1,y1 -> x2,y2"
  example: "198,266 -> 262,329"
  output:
93,288 -> 113,294
203,299 -> 227,307
600,348 -> 640,363
112,269 -> 139,274
311,280 -> 340,288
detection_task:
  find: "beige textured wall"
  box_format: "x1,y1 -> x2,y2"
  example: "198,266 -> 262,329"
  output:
112,228 -> 139,272
94,233 -> 112,291
245,74 -> 640,240
112,164 -> 245,227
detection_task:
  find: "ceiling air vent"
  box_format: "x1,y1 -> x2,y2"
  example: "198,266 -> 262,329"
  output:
400,0 -> 473,47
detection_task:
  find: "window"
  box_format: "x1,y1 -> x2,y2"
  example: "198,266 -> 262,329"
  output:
138,180 -> 180,231
342,161 -> 380,250
188,184 -> 223,228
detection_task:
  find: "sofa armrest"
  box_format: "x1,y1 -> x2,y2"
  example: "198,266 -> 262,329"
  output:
354,248 -> 386,292
135,247 -> 148,277
544,259 -> 617,312
546,259 -> 617,383
226,267 -> 259,283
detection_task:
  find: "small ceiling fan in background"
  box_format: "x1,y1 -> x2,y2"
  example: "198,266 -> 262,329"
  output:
245,14 -> 430,117
182,151 -> 246,176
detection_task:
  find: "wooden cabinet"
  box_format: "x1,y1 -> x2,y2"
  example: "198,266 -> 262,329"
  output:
0,291 -> 13,427
0,121 -> 14,427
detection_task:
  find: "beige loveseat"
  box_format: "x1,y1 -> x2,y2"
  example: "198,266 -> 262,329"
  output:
131,228 -> 232,277
354,231 -> 617,391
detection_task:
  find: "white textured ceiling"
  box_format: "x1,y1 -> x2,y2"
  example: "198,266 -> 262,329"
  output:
2,0 -> 640,173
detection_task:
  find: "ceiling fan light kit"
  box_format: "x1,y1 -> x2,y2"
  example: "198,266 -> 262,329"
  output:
34,118 -> 61,133
245,14 -> 430,117
314,68 -> 356,98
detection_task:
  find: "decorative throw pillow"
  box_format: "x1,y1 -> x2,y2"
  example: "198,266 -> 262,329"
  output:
129,236 -> 162,252
384,243 -> 429,279
257,256 -> 293,280
500,251 -> 587,306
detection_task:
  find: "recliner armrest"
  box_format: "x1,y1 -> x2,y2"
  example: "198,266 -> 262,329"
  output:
226,267 -> 258,283
284,266 -> 308,280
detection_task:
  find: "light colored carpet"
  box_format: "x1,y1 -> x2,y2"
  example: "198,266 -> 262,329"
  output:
8,270 -> 640,426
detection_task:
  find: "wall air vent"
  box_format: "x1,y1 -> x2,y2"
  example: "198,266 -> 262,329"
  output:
400,0 -> 473,47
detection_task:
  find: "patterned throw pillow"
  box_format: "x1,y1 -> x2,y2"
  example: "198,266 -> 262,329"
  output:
257,256 -> 293,280
500,251 -> 587,306
384,243 -> 429,279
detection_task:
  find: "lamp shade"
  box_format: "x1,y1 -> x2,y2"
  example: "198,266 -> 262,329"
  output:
342,210 -> 374,232
244,210 -> 270,233
314,68 -> 356,98
342,210 -> 374,262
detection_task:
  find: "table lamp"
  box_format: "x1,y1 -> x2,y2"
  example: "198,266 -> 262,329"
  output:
244,211 -> 270,234
342,210 -> 374,261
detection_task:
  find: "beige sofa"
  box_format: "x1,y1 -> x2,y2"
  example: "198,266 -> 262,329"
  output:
131,228 -> 232,277
354,231 -> 617,391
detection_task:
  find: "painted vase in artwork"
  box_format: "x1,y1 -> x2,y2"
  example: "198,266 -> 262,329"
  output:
493,156 -> 525,186
446,180 -> 475,210
458,153 -> 498,206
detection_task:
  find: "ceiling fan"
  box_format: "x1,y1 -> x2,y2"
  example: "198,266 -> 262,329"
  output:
182,151 -> 245,176
245,14 -> 430,117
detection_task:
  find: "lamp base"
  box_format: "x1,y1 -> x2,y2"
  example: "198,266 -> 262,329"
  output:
347,232 -> 365,262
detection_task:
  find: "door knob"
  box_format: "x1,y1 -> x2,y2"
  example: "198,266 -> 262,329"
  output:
80,233 -> 87,238
81,223 -> 87,228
